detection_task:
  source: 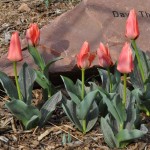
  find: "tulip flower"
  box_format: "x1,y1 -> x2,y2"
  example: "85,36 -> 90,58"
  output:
125,9 -> 139,40
117,42 -> 134,106
97,42 -> 113,68
77,41 -> 95,134
77,41 -> 96,69
7,32 -> 23,62
97,42 -> 113,92
7,32 -> 22,100
26,23 -> 40,46
117,42 -> 133,74
26,23 -> 45,71
126,9 -> 145,85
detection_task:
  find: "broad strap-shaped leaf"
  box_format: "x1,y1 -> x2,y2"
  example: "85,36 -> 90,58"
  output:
85,101 -> 99,132
117,83 -> 131,108
43,57 -> 63,78
98,68 -> 120,93
124,93 -> 137,130
112,94 -> 127,123
132,88 -> 150,113
130,47 -> 150,90
18,63 -> 36,105
77,90 -> 98,120
114,66 -> 121,83
101,117 -> 118,148
100,92 -> 126,126
35,70 -> 50,89
76,79 -> 92,98
35,70 -> 51,101
62,98 -> 82,131
5,100 -> 41,130
97,68 -> 108,89
132,88 -> 142,104
138,49 -> 150,77
39,91 -> 62,127
61,76 -> 77,95
68,91 -> 81,105
28,45 -> 45,71
0,71 -> 18,99
88,81 -> 99,91
116,127 -> 148,147
130,57 -> 144,90
75,79 -> 82,99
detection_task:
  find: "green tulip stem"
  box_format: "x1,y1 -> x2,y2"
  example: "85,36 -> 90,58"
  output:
131,40 -> 145,84
13,61 -> 22,100
34,45 -> 45,71
107,67 -> 112,92
123,73 -> 127,107
146,111 -> 150,116
81,68 -> 86,133
81,68 -> 85,100
82,119 -> 86,134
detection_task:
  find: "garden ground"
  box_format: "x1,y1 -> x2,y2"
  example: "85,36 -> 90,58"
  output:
0,0 -> 150,149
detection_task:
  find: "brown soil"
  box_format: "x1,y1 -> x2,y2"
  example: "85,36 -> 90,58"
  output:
0,0 -> 150,149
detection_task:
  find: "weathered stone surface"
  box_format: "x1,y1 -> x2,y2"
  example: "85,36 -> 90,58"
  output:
1,0 -> 150,76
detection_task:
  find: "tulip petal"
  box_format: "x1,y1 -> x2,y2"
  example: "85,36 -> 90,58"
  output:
26,23 -> 40,46
7,32 -> 23,62
125,9 -> 139,40
97,43 -> 113,68
76,41 -> 95,69
117,42 -> 134,73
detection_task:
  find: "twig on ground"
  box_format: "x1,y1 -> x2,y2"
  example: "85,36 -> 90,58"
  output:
48,122 -> 83,143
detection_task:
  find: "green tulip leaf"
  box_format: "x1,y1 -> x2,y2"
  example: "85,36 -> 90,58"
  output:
101,93 -> 126,125
77,90 -> 98,120
116,127 -> 148,147
61,76 -> 77,95
35,70 -> 50,89
35,70 -> 51,101
101,117 -> 118,148
86,101 -> 99,132
97,68 -> 108,89
130,47 -> 150,90
62,98 -> 82,131
68,91 -> 81,105
98,68 -> 120,93
124,93 -> 137,130
0,71 -> 18,99
28,45 -> 45,70
18,63 -> 36,105
5,100 -> 41,129
117,83 -> 131,108
112,94 -> 127,123
39,91 -> 62,127
44,57 -> 63,78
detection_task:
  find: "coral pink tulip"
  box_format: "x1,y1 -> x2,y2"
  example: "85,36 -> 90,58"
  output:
97,42 -> 113,68
77,41 -> 96,69
117,42 -> 134,73
7,32 -> 23,62
125,9 -> 139,40
26,23 -> 40,46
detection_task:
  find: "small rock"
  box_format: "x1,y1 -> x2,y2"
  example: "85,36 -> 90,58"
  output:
18,3 -> 31,13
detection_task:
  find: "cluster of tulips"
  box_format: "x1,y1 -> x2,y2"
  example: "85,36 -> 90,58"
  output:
1,9 -> 150,148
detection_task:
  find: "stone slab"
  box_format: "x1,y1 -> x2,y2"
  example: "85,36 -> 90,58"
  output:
1,0 -> 150,76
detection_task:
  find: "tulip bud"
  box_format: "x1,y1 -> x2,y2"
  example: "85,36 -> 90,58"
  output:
7,32 -> 23,62
117,42 -> 134,73
97,42 -> 113,68
77,41 -> 95,69
125,9 -> 139,40
26,23 -> 40,46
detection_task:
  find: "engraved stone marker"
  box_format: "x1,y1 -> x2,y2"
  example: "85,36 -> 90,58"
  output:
1,0 -> 150,76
